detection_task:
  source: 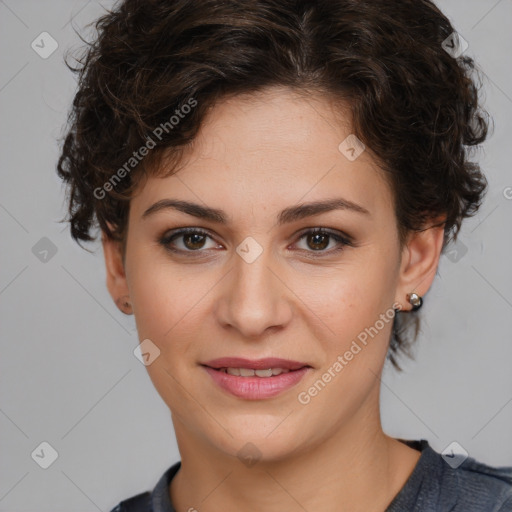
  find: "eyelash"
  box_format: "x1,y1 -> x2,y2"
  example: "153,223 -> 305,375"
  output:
158,227 -> 353,258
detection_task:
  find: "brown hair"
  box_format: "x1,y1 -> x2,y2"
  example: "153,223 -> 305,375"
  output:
56,0 -> 489,368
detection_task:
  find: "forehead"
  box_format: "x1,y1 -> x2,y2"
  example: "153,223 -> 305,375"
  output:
131,87 -> 393,224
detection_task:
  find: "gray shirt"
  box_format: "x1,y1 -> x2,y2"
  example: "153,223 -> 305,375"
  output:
111,439 -> 512,511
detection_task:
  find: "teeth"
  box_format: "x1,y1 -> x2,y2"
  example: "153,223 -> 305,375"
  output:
255,369 -> 273,377
220,367 -> 291,377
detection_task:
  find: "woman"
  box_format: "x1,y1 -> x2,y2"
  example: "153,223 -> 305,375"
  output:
57,0 -> 512,510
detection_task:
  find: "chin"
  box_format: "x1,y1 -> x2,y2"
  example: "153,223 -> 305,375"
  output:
202,414 -> 312,465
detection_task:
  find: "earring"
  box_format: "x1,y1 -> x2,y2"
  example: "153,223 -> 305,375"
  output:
406,292 -> 423,311
116,295 -> 132,314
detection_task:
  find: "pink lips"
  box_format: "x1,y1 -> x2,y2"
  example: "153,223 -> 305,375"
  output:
203,357 -> 308,371
201,357 -> 311,400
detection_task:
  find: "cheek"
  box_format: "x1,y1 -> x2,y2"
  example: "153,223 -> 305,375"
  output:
292,267 -> 397,416
126,261 -> 205,410
125,242 -> 177,335
126,249 -> 221,369
294,255 -> 397,342
130,268 -> 197,343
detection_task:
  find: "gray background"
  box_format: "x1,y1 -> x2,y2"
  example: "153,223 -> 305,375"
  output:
1,0 -> 511,510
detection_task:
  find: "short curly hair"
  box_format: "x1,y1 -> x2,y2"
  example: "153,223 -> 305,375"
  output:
57,0 -> 489,368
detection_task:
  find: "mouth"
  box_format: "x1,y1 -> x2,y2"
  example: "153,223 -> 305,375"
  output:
200,357 -> 312,400
202,357 -> 310,372
211,367 -> 295,377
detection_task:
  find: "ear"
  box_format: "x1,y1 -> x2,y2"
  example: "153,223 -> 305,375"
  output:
395,221 -> 445,311
102,229 -> 131,312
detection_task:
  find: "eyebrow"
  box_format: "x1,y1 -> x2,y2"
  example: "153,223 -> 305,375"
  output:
141,197 -> 370,225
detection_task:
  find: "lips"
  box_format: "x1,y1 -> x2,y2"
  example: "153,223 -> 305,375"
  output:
202,365 -> 312,400
201,357 -> 311,400
202,357 -> 309,371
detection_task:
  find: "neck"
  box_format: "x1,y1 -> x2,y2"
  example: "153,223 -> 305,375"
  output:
169,387 -> 420,512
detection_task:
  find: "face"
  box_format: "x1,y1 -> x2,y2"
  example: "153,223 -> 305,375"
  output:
104,86 -> 442,463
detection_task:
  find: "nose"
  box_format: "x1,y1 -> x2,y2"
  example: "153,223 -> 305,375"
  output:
215,241 -> 293,339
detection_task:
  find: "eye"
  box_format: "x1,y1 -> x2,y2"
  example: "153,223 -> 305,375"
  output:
159,228 -> 221,254
159,227 -> 353,257
293,228 -> 352,256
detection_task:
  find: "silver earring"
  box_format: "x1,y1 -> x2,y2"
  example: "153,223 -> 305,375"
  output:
407,293 -> 423,311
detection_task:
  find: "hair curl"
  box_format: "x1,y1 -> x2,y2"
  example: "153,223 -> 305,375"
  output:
57,0 -> 489,369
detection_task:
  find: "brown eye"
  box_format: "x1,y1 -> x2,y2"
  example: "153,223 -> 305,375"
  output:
306,232 -> 330,251
182,233 -> 207,250
159,228 -> 219,254
294,228 -> 353,257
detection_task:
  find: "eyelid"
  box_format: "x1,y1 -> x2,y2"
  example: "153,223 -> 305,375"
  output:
159,227 -> 221,252
294,226 -> 353,244
290,227 -> 353,258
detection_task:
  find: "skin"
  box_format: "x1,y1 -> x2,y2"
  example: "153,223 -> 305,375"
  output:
103,86 -> 445,512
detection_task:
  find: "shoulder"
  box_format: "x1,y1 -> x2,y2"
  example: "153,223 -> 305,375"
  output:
450,455 -> 512,511
388,440 -> 512,512
109,491 -> 152,512
109,461 -> 182,512
419,440 -> 512,511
